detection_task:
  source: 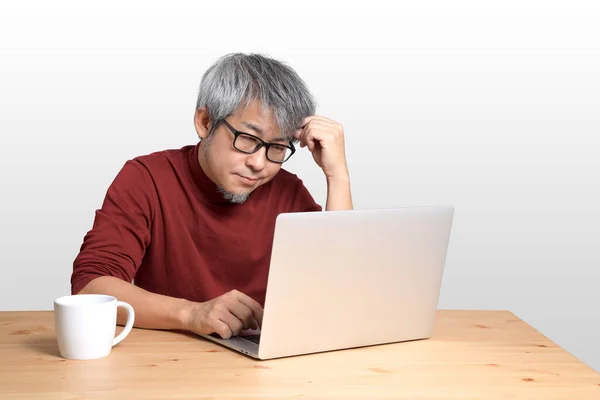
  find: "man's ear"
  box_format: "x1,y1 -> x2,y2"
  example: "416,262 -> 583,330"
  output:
194,107 -> 211,140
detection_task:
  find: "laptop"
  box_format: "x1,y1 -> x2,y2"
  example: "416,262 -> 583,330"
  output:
199,205 -> 455,360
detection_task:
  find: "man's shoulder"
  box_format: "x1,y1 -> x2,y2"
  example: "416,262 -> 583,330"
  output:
109,144 -> 196,189
117,144 -> 195,178
130,144 -> 195,167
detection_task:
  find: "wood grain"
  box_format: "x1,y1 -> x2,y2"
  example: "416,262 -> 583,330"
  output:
1,310 -> 599,399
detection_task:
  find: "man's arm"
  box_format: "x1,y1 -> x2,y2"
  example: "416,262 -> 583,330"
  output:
72,160 -> 261,339
71,160 -> 153,296
78,276 -> 190,329
325,175 -> 353,211
295,115 -> 353,211
78,276 -> 262,338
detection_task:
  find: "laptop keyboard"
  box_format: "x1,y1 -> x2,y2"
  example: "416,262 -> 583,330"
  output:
240,334 -> 261,344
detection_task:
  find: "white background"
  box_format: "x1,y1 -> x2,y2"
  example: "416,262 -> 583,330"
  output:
1,1 -> 599,372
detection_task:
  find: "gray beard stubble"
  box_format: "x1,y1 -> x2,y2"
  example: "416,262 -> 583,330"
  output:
217,187 -> 250,204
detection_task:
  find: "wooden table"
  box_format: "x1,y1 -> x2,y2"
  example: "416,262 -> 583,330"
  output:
1,310 -> 599,399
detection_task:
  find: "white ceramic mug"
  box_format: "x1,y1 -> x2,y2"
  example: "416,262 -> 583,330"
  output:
54,294 -> 135,360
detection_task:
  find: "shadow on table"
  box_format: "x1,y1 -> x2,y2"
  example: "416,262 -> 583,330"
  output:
23,335 -> 61,358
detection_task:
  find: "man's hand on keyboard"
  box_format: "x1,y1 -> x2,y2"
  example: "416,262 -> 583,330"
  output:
182,290 -> 263,339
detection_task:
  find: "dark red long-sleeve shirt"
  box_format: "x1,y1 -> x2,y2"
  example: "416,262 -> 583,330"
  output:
71,143 -> 321,306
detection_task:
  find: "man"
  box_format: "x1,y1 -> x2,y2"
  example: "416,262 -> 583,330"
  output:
71,53 -> 352,340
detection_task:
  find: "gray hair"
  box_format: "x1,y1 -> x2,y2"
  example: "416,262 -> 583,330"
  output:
195,53 -> 317,142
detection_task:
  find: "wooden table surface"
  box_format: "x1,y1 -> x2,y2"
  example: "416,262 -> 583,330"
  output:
1,310 -> 599,399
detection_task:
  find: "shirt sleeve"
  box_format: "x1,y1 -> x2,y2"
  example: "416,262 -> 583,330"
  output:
289,178 -> 323,212
71,160 -> 155,294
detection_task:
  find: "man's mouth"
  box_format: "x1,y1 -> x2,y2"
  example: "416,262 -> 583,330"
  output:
236,174 -> 259,184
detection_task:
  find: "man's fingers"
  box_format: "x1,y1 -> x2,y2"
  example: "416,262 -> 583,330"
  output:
218,311 -> 244,337
235,292 -> 264,328
228,301 -> 257,331
304,118 -> 336,129
305,132 -> 316,151
297,127 -> 309,148
302,115 -> 332,126
213,319 -> 233,339
297,121 -> 338,149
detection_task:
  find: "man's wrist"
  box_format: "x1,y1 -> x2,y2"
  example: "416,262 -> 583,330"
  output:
325,170 -> 353,211
177,299 -> 197,331
325,168 -> 350,184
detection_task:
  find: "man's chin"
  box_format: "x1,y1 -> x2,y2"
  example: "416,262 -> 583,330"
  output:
217,186 -> 251,204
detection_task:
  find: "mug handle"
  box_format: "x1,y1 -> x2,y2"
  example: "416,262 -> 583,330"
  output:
113,301 -> 135,346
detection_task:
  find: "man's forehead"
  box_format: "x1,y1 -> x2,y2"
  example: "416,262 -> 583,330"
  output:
240,120 -> 286,142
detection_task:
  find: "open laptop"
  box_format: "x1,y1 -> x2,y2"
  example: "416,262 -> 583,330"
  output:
199,205 -> 455,360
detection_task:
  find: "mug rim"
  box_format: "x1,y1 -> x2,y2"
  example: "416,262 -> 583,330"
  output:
54,294 -> 117,308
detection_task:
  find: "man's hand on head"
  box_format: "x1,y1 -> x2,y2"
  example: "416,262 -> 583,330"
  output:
182,290 -> 263,339
294,116 -> 349,182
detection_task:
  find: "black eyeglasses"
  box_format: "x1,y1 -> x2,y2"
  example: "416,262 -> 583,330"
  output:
221,120 -> 296,164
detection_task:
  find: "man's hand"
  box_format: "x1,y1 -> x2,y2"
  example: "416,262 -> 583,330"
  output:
295,116 -> 349,181
183,290 -> 263,339
295,115 -> 353,211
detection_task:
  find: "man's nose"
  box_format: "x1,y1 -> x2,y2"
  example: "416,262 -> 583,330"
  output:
245,146 -> 267,171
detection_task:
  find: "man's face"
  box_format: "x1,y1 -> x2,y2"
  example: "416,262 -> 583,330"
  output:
195,100 -> 286,203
